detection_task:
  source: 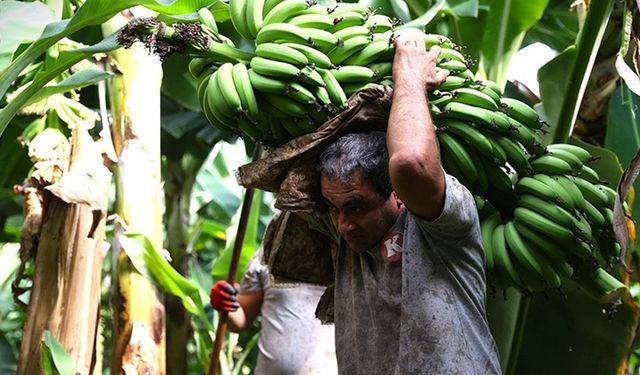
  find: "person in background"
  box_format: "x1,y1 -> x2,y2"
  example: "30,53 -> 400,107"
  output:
314,31 -> 502,374
210,242 -> 338,375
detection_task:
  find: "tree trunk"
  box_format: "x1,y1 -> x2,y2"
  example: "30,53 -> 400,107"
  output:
104,13 -> 167,374
164,157 -> 203,375
17,126 -> 110,374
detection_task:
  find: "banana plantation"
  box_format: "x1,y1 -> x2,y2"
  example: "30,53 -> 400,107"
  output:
1,0 -> 640,373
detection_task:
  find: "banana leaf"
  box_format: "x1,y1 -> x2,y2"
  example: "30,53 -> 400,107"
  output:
0,0 -> 221,139
0,1 -> 56,71
512,279 -> 637,375
546,0 -> 614,143
41,331 -> 74,375
480,0 -> 549,87
606,82 -> 640,240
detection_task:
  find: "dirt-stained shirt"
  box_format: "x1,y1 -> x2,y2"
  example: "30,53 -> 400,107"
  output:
333,174 -> 501,375
240,251 -> 338,375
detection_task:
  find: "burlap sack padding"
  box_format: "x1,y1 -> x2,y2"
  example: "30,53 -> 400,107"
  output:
262,211 -> 335,285
236,85 -> 393,212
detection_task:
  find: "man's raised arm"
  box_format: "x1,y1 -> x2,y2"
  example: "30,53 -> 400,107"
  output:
387,31 -> 449,220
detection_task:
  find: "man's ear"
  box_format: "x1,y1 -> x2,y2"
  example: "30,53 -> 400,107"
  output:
392,191 -> 403,207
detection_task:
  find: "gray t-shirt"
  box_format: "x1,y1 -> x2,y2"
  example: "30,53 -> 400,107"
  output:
241,251 -> 338,375
334,174 -> 501,375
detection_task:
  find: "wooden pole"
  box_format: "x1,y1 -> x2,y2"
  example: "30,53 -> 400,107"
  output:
208,144 -> 262,375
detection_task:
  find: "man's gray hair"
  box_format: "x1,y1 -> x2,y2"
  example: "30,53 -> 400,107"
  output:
317,131 -> 393,198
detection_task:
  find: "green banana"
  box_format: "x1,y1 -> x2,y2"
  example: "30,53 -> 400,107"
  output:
206,71 -> 238,129
283,43 -> 333,69
248,68 -> 290,93
255,23 -> 311,45
368,62 -> 393,78
333,25 -> 372,42
230,0 -> 253,40
450,87 -> 499,111
495,136 -> 533,176
263,0 -> 310,26
231,63 -> 259,121
327,35 -> 371,65
513,206 -> 575,243
481,212 -> 503,272
597,184 -> 617,206
513,222 -> 569,264
217,62 -> 244,113
505,228 -> 562,288
479,156 -> 514,192
245,0 -> 265,38
188,57 -> 215,79
441,102 -> 512,132
198,7 -> 219,34
288,13 -> 334,29
572,176 -> 610,207
529,154 -> 574,175
318,68 -> 348,108
532,174 -> 575,211
250,56 -> 302,78
364,14 -> 395,33
305,27 -> 340,52
472,80 -> 502,102
547,148 -> 584,173
256,43 -> 309,66
437,58 -> 467,72
438,131 -> 480,185
331,65 -> 376,83
491,223 -> 521,288
437,76 -> 470,92
578,165 -> 601,184
343,38 -> 393,66
507,119 -> 546,155
517,194 -> 577,228
423,33 -> 455,49
299,66 -> 325,87
553,175 -> 586,212
581,198 -> 607,232
438,118 -> 495,160
263,93 -> 308,117
547,143 -> 594,163
328,2 -> 372,16
286,82 -> 316,104
330,11 -> 367,32
515,176 -> 564,205
500,97 -> 541,129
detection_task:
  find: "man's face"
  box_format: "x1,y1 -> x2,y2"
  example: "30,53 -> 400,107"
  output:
321,170 -> 403,252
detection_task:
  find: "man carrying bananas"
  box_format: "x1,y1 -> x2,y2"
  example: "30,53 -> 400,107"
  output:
315,31 -> 501,374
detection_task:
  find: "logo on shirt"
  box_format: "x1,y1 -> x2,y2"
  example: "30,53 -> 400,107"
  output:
380,231 -> 403,262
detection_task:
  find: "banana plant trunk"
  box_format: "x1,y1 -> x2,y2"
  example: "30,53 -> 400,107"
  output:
17,126 -> 111,374
104,13 -> 166,374
164,156 -> 204,375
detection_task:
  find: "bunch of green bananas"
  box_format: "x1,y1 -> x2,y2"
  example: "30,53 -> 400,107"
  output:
478,144 -> 627,302
191,1 -> 474,146
187,1 -> 628,302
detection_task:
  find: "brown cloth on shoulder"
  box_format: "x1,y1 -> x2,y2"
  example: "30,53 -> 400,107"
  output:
238,85 -> 393,323
237,85 -> 393,211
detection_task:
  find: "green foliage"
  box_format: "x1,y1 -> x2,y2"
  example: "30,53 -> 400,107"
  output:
41,331 -> 74,375
0,1 -> 56,70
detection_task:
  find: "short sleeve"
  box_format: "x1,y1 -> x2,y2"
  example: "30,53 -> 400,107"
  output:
239,249 -> 270,293
413,173 -> 478,237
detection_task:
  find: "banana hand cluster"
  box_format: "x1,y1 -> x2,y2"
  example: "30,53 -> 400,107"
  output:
193,1 -> 471,146
479,143 -> 627,303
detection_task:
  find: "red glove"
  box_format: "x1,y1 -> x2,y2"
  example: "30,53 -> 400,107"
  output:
210,281 -> 240,312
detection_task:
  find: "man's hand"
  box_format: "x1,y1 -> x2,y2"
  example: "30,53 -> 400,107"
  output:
392,29 -> 449,91
210,280 -> 240,312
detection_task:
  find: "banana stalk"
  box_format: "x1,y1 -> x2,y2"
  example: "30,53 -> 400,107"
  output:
104,14 -> 166,374
119,18 -> 256,63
